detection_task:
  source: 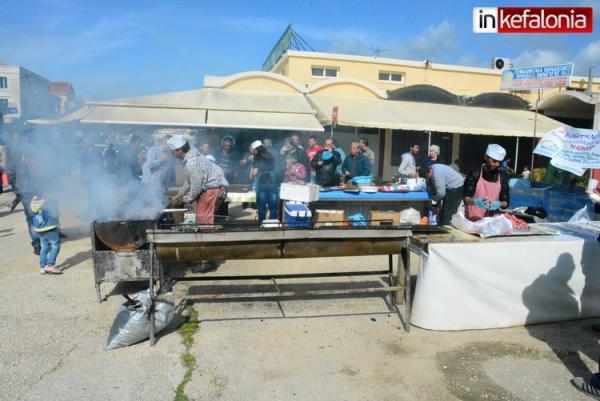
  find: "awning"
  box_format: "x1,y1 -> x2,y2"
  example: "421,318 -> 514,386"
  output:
307,94 -> 566,137
30,88 -> 323,132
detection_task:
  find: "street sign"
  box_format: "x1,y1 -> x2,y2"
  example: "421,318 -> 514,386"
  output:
501,63 -> 573,90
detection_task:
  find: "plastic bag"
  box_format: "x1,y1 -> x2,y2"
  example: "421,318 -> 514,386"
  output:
400,208 -> 421,225
451,212 -> 513,238
106,290 -> 175,350
351,176 -> 373,184
568,206 -> 591,223
348,213 -> 368,227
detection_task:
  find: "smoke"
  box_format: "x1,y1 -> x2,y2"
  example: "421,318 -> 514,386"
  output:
1,125 -> 166,223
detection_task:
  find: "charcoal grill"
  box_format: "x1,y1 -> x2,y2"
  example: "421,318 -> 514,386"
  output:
143,222 -> 447,345
91,219 -> 159,302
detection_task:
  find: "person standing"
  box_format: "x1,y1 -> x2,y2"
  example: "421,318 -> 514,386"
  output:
141,135 -> 172,191
167,135 -> 221,225
332,138 -> 346,176
427,144 -> 440,167
305,135 -> 324,184
463,144 -> 510,221
120,134 -> 144,180
359,138 -> 375,169
217,136 -> 240,185
30,196 -> 63,274
422,163 -> 464,225
521,166 -> 531,180
312,137 -> 341,187
342,142 -> 371,181
398,143 -> 419,179
249,140 -> 279,224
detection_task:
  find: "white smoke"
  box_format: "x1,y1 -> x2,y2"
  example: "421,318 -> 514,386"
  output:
1,126 -> 165,223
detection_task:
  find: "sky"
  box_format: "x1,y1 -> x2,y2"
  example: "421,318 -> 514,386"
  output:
2,0 -> 599,100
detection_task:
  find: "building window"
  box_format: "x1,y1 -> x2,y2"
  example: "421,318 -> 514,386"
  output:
379,71 -> 404,83
311,66 -> 339,78
0,77 -> 7,89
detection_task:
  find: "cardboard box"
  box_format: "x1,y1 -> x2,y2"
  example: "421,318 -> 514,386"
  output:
279,183 -> 320,203
370,211 -> 401,227
315,209 -> 345,228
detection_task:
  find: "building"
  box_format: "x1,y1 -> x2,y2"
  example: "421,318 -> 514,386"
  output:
0,64 -> 59,124
49,81 -> 77,114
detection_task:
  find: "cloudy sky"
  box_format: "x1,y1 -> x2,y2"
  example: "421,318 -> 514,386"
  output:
2,0 -> 598,100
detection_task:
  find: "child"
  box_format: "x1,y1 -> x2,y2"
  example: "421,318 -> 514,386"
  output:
284,154 -> 307,184
30,196 -> 62,275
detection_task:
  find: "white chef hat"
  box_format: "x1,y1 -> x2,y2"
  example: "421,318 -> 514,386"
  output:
167,135 -> 187,150
250,140 -> 262,151
485,144 -> 506,161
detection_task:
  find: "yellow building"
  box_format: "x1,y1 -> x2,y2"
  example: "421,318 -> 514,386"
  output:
271,50 -> 600,106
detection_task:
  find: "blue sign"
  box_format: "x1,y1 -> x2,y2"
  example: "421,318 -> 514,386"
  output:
7,107 -> 18,114
501,63 -> 573,90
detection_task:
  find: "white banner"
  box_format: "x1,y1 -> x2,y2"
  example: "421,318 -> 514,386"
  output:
533,127 -> 600,175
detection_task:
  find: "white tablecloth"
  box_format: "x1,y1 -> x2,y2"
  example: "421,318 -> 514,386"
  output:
411,224 -> 600,330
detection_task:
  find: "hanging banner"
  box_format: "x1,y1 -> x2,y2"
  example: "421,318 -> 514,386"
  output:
533,127 -> 600,175
501,63 -> 573,90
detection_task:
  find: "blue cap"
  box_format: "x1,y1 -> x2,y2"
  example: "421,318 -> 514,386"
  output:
322,151 -> 333,161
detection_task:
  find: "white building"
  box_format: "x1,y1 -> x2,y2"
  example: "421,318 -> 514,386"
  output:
0,64 -> 59,123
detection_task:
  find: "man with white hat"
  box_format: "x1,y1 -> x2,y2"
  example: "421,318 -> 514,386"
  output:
167,135 -> 222,225
463,144 -> 510,221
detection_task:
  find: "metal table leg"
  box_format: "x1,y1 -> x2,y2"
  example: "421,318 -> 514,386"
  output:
403,238 -> 411,331
388,254 -> 395,309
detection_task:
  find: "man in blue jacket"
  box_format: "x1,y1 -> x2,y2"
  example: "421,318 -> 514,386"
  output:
341,142 -> 371,181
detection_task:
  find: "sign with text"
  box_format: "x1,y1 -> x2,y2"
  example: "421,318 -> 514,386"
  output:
473,7 -> 593,33
501,63 -> 573,90
534,127 -> 600,175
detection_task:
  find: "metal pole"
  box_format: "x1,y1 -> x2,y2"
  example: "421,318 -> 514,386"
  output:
149,243 -> 156,347
427,131 -> 431,152
514,137 -> 519,172
530,89 -> 540,170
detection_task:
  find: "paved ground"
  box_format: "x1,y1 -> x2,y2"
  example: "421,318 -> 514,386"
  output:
1,192 -> 599,401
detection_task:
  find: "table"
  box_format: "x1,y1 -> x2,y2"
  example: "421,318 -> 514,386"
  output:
312,190 -> 431,217
410,223 -> 600,331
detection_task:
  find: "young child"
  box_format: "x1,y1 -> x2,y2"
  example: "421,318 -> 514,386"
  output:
30,196 -> 62,275
284,154 -> 307,184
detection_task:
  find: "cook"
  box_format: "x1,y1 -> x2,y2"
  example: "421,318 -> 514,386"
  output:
463,144 -> 510,221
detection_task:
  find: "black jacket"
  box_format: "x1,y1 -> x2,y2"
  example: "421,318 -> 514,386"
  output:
312,149 -> 341,187
463,166 -> 510,204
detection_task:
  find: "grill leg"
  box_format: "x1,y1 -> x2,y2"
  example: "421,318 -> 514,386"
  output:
95,282 -> 102,304
388,254 -> 394,310
149,243 -> 156,347
396,238 -> 411,332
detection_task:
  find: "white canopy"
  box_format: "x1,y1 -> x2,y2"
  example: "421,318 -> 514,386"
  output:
307,94 -> 565,137
30,88 -> 324,132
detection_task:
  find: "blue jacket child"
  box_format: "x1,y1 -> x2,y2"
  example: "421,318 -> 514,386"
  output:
30,197 -> 63,275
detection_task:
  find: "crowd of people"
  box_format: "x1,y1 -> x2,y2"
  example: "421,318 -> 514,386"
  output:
0,126 -> 524,274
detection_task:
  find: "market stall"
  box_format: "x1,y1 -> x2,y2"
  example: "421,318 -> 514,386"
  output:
410,223 -> 600,331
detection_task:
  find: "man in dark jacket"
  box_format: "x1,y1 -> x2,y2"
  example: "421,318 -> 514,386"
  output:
312,137 -> 341,187
342,142 -> 371,181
